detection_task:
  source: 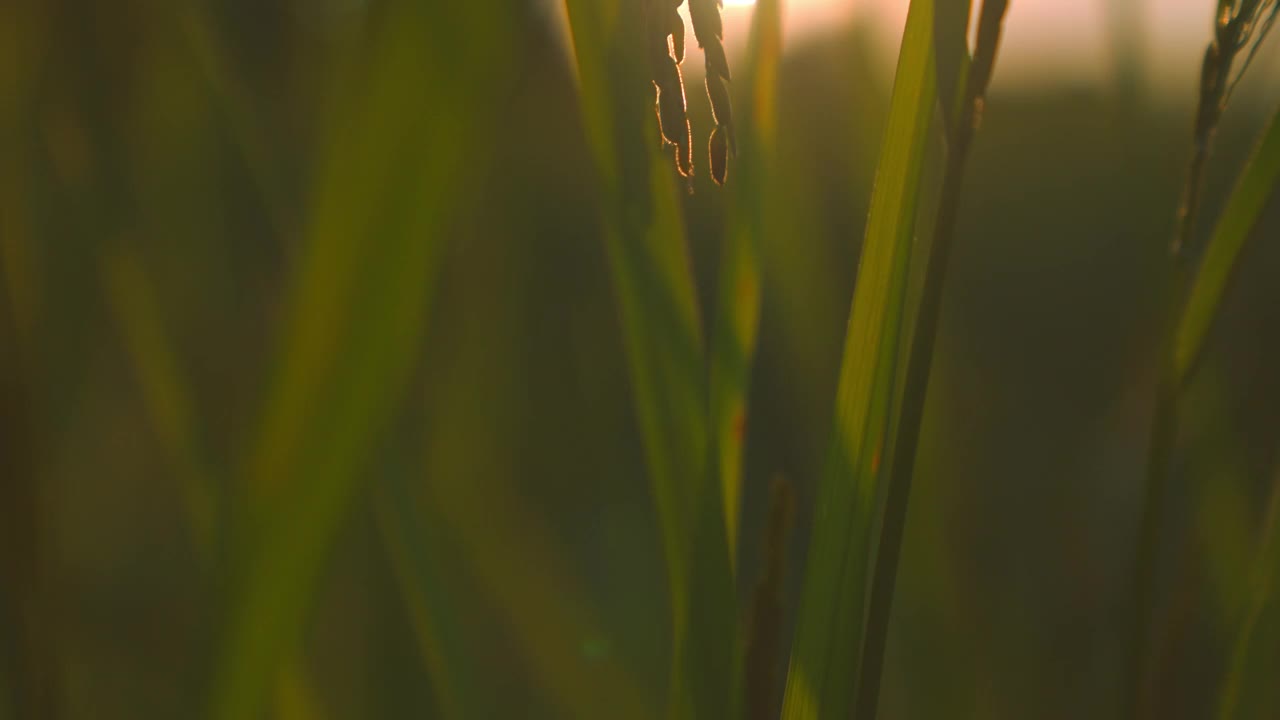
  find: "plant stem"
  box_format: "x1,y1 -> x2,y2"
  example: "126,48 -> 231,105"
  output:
853,3 -> 1009,717
1130,369 -> 1179,719
1131,6 -> 1258,714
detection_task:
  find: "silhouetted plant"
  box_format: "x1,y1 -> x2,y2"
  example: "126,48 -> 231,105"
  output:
645,0 -> 735,184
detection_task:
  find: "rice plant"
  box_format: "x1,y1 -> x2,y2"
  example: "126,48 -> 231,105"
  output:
1133,2 -> 1280,715
5,0 -> 1280,718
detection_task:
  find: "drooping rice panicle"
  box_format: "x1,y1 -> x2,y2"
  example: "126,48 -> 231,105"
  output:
709,125 -> 728,187
646,0 -> 693,176
690,0 -> 735,184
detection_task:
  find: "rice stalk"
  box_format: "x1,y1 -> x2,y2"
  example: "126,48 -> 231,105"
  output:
780,1 -> 963,716
855,3 -> 1009,718
560,1 -> 736,715
1172,0 -> 1279,261
1174,104 -> 1280,384
1134,5 -> 1280,715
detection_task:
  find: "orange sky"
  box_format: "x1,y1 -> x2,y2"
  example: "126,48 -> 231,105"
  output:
703,0 -> 1280,98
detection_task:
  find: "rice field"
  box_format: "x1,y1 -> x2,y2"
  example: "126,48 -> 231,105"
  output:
2,0 -> 1280,718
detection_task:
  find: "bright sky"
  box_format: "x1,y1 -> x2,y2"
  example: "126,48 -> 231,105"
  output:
703,0 -> 1280,98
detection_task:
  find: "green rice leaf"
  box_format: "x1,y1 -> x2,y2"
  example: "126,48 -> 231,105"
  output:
209,6 -> 512,719
1174,105 -> 1280,384
560,1 -> 736,715
781,1 -> 946,716
710,0 -> 783,565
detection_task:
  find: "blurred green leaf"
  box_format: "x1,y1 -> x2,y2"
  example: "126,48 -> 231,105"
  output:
710,0 -> 783,563
210,5 -> 513,719
391,253 -> 656,719
410,468 -> 655,720
560,0 -> 736,715
781,1 -> 950,716
1215,461 -> 1280,720
101,247 -> 216,556
273,660 -> 325,720
1174,105 -> 1280,384
175,2 -> 288,234
375,474 -> 477,719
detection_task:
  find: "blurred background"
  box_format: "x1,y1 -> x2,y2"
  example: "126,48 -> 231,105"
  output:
2,0 -> 1279,717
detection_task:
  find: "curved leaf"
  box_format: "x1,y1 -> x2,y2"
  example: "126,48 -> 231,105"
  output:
1174,105 -> 1280,383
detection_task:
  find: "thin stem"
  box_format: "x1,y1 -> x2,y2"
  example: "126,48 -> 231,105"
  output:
1132,5 -> 1260,714
852,3 -> 1009,717
1130,371 -> 1180,719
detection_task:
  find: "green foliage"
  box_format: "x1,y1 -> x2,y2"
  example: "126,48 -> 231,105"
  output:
781,1 -> 967,716
101,247 -> 217,557
1136,8 -> 1280,715
1216,462 -> 1280,720
375,474 -> 477,718
1175,105 -> 1280,383
711,0 -> 782,562
561,0 -> 736,715
8,1 -> 1280,718
210,5 -> 514,719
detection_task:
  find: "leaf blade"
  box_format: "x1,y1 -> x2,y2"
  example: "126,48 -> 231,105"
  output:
1174,105 -> 1280,383
781,1 -> 942,716
710,0 -> 783,565
559,1 -> 737,714
1215,460 -> 1280,720
209,7 -> 513,719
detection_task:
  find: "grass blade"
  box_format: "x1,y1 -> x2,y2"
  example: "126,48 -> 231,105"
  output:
374,475 -> 477,719
709,0 -> 783,563
380,476 -> 657,718
855,3 -> 1008,718
1215,458 -> 1280,720
209,6 -> 512,719
1135,14 -> 1280,713
101,247 -> 217,556
560,1 -> 736,714
1174,105 -> 1280,384
781,1 -> 946,716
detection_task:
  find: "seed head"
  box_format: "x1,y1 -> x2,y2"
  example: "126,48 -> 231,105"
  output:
709,124 -> 728,185
689,0 -> 735,184
646,0 -> 693,176
643,0 -> 736,184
